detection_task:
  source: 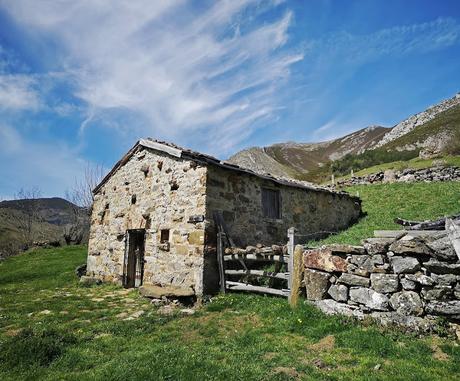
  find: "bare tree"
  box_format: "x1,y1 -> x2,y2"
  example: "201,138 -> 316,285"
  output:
12,187 -> 43,247
63,163 -> 105,245
69,163 -> 105,212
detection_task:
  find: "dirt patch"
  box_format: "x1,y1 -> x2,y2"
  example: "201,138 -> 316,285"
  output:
263,352 -> 277,360
4,328 -> 22,337
308,335 -> 335,352
272,367 -> 300,379
431,341 -> 449,361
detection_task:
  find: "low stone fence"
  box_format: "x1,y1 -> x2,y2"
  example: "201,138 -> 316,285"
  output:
302,230 -> 460,332
332,165 -> 460,187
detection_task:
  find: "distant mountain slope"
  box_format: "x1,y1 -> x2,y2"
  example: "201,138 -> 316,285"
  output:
228,93 -> 460,181
0,197 -> 88,257
229,126 -> 390,178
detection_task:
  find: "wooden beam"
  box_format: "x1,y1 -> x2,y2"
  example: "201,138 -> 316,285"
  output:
225,269 -> 289,280
223,253 -> 288,263
289,245 -> 304,307
226,281 -> 289,297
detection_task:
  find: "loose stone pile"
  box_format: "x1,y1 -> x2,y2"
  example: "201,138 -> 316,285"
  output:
333,166 -> 460,187
303,230 -> 460,333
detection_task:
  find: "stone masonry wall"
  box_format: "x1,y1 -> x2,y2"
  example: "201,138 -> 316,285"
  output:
87,147 -> 208,295
205,165 -> 362,248
303,231 -> 460,332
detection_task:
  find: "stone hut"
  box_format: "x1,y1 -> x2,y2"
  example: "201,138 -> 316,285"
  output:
86,139 -> 362,297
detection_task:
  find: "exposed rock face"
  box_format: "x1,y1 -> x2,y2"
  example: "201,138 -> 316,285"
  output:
375,93 -> 460,148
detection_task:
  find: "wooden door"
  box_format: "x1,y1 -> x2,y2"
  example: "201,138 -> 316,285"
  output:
123,229 -> 145,288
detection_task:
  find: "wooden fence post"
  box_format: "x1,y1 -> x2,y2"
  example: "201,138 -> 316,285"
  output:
287,227 -> 296,302
289,245 -> 303,307
217,232 -> 226,294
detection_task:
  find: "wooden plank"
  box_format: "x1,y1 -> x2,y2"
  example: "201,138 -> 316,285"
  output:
223,253 -> 288,263
226,281 -> 289,297
225,269 -> 289,280
287,227 -> 296,298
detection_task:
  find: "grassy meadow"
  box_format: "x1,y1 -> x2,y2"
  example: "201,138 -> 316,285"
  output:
1,182 -> 460,380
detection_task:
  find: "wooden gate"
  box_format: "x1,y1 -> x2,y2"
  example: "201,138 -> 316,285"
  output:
214,212 -> 302,305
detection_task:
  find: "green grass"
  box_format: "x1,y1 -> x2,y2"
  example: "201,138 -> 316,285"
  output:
1,241 -> 460,379
318,181 -> 460,246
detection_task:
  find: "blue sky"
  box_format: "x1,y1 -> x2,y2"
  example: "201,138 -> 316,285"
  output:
0,0 -> 459,198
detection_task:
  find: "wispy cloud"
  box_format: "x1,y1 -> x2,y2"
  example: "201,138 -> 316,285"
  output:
2,0 -> 301,153
312,17 -> 460,66
0,73 -> 40,111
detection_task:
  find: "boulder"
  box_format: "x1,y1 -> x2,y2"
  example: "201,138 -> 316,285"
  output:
390,256 -> 421,274
349,287 -> 389,311
383,169 -> 396,183
389,291 -> 423,316
328,284 -> 348,302
389,238 -> 432,256
363,238 -> 394,255
304,269 -> 331,301
309,299 -> 364,319
370,274 -> 399,293
139,285 -> 195,298
338,273 -> 370,287
304,249 -> 348,272
424,260 -> 460,275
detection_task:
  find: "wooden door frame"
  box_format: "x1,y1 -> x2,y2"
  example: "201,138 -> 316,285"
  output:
123,229 -> 146,288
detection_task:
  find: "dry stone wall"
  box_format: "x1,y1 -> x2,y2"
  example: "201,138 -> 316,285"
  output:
333,166 -> 460,187
303,231 -> 460,332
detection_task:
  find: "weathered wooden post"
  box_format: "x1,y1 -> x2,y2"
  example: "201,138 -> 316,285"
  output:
289,245 -> 304,307
287,227 -> 296,303
216,232 -> 226,294
331,174 -> 335,186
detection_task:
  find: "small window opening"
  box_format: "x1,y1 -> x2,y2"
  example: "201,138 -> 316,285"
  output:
160,229 -> 170,243
261,188 -> 281,219
131,194 -> 137,204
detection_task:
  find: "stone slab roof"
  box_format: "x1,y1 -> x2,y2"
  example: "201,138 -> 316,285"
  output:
93,138 -> 359,201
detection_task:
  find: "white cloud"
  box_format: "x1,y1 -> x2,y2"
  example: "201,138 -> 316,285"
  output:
2,0 -> 300,153
0,74 -> 40,111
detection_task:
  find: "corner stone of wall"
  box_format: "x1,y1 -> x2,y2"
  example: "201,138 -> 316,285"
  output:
302,231 -> 460,334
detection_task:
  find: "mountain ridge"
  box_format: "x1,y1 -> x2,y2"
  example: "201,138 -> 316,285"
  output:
228,93 -> 460,181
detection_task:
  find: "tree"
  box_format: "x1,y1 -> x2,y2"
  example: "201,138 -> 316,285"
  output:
63,163 -> 105,245
12,187 -> 43,247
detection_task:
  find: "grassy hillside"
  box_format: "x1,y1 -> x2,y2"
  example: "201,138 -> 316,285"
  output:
1,182 -> 460,380
1,246 -> 460,380
318,181 -> 460,246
